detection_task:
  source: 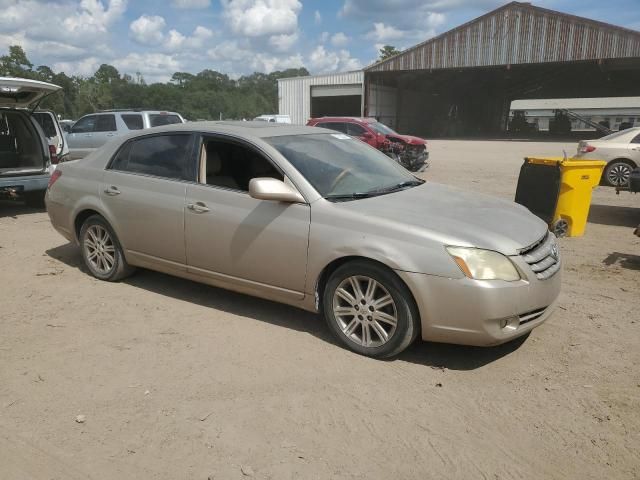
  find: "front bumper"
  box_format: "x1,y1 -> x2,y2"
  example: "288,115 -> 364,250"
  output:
397,258 -> 561,346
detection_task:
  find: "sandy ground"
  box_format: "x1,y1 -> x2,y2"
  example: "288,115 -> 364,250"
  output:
1,140 -> 639,480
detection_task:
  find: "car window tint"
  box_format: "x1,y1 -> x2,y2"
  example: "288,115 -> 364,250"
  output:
347,123 -> 367,136
95,115 -> 116,132
112,134 -> 194,181
71,115 -> 96,133
33,113 -> 58,138
121,114 -> 143,130
316,122 -> 346,133
631,133 -> 640,144
149,114 -> 182,127
202,138 -> 283,191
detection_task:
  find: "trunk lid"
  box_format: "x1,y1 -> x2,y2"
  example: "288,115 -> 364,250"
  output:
0,77 -> 61,110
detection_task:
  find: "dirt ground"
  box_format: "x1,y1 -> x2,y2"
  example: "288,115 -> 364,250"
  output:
1,140 -> 639,480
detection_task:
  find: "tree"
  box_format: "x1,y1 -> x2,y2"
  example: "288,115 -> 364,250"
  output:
0,45 -> 33,77
379,45 -> 400,61
94,64 -> 121,85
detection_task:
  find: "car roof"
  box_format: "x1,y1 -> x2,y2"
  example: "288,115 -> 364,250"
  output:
120,121 -> 329,139
95,110 -> 182,115
312,117 -> 375,123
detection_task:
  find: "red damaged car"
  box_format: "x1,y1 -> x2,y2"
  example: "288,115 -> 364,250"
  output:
306,116 -> 429,172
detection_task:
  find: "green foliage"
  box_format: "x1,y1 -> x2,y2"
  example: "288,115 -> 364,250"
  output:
379,45 -> 400,61
0,45 -> 309,121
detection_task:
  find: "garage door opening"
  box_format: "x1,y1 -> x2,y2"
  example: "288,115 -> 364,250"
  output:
310,84 -> 362,119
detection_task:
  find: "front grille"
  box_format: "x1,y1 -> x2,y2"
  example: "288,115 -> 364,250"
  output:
520,232 -> 561,280
519,307 -> 547,325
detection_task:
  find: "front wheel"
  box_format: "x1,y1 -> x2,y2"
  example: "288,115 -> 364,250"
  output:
79,215 -> 135,281
322,261 -> 419,358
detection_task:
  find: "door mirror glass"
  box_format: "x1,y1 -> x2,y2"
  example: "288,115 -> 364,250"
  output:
249,177 -> 304,203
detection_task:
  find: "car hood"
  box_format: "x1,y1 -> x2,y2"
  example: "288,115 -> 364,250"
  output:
386,134 -> 427,146
0,77 -> 61,109
336,182 -> 547,255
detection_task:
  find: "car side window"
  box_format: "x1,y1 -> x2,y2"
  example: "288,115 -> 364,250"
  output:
200,138 -> 283,191
631,133 -> 640,144
121,114 -> 143,130
316,122 -> 346,133
347,123 -> 367,136
71,115 -> 96,133
95,115 -> 117,132
109,134 -> 195,181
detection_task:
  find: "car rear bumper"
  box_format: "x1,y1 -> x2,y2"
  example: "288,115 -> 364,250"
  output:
397,262 -> 561,346
0,174 -> 49,196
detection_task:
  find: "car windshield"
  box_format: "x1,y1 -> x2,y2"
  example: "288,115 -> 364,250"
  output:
369,121 -> 397,136
265,133 -> 423,200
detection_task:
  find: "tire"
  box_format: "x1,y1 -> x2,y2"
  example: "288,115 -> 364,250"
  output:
603,160 -> 635,187
24,190 -> 45,208
322,260 -> 420,358
79,215 -> 135,281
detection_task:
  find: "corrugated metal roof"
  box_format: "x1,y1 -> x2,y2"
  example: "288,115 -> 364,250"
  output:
511,97 -> 640,110
366,1 -> 640,73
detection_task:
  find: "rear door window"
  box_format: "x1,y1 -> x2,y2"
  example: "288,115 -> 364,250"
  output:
149,114 -> 182,127
630,133 -> 640,144
33,112 -> 58,138
109,134 -> 195,181
95,115 -> 117,132
346,123 -> 367,136
71,115 -> 97,133
121,114 -> 143,130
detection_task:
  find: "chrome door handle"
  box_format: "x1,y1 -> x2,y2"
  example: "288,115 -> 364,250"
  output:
187,202 -> 210,213
104,186 -> 120,196
84,134 -> 92,137
106,133 -> 115,137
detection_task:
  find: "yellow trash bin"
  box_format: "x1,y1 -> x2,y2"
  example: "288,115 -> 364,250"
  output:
515,157 -> 606,237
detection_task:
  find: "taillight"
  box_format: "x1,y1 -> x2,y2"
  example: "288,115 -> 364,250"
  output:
49,144 -> 59,165
580,145 -> 596,153
48,170 -> 62,189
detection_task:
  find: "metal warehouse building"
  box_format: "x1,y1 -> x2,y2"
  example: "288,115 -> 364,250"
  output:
280,1 -> 640,136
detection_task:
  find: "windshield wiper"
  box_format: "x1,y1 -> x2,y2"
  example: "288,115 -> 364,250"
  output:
371,179 -> 425,194
325,192 -> 377,201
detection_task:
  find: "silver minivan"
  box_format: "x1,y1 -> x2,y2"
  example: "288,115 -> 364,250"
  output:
66,110 -> 185,160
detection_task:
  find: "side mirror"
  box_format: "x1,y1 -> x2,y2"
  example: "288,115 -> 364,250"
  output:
249,178 -> 305,203
361,131 -> 373,139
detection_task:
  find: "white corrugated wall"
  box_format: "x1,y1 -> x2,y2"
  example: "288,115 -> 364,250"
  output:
278,71 -> 364,125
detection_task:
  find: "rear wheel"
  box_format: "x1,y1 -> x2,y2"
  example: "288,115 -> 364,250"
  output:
603,160 -> 634,187
79,215 -> 135,281
322,260 -> 419,358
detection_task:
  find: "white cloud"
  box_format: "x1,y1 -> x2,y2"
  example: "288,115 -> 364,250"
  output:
114,53 -> 182,83
308,45 -> 361,73
221,0 -> 302,37
319,31 -> 329,43
165,25 -> 214,50
365,22 -> 405,42
314,10 -> 322,25
129,15 -> 166,45
330,32 -> 350,47
52,57 -> 102,77
269,32 -> 298,52
207,39 -> 304,73
171,0 -> 211,7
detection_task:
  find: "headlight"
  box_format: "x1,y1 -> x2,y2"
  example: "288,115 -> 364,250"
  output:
446,247 -> 520,281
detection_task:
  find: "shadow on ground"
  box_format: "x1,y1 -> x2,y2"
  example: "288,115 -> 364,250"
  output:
47,242 -> 527,371
588,204 -> 640,228
0,199 -> 45,218
602,252 -> 640,271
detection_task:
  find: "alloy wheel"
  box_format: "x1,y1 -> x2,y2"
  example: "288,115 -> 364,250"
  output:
84,225 -> 116,275
607,163 -> 631,186
332,275 -> 398,348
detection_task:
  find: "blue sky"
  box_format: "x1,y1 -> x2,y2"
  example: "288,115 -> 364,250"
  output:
1,0 -> 639,83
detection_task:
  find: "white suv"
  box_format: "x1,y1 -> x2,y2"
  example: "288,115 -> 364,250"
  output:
66,110 -> 185,160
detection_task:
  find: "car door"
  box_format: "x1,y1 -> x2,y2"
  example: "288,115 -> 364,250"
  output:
628,131 -> 640,163
66,115 -> 97,159
184,135 -> 310,300
347,122 -> 377,147
91,114 -> 118,149
100,133 -> 197,270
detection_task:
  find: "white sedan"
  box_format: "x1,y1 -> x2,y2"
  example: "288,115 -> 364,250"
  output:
576,127 -> 640,187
